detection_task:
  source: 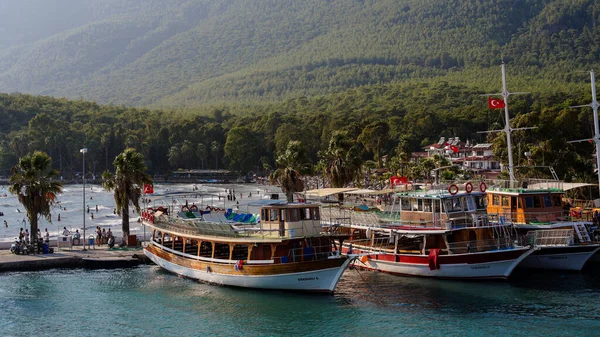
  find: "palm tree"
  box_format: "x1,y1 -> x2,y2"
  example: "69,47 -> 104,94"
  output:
270,141 -> 312,202
9,151 -> 63,244
102,148 -> 152,245
319,131 -> 363,203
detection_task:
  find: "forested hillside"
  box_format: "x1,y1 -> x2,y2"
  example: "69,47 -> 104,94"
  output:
0,0 -> 598,106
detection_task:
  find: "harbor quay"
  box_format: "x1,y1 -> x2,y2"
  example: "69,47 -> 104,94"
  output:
0,244 -> 150,272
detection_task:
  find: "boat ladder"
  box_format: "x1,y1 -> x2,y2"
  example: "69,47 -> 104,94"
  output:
573,223 -> 591,243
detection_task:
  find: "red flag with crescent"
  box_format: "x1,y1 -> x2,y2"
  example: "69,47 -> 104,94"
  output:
488,97 -> 505,109
143,184 -> 154,194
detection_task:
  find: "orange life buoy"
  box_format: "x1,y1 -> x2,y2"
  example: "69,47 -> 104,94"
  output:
465,182 -> 473,194
448,184 -> 459,195
479,182 -> 487,192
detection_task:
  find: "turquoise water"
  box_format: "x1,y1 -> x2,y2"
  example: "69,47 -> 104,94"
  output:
1,265 -> 599,337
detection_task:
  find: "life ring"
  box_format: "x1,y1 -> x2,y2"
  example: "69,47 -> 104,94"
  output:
464,182 -> 473,194
190,204 -> 199,212
479,182 -> 487,192
181,205 -> 189,212
448,184 -> 459,195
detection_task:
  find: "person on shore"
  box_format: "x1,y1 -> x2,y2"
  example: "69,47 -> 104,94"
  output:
62,226 -> 70,236
44,228 -> 50,243
73,230 -> 81,245
96,226 -> 102,246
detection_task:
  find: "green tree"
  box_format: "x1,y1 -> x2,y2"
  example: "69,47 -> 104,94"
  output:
102,148 -> 152,245
270,141 -> 312,202
358,121 -> 390,168
9,151 -> 63,244
319,131 -> 363,202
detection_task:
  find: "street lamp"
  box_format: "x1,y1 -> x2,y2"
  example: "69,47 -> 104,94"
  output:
80,148 -> 88,251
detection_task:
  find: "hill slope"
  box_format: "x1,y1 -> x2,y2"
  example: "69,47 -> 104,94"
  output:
0,0 -> 598,107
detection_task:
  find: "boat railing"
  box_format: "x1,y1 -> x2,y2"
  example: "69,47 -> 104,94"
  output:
445,237 -> 514,254
517,229 -> 574,247
285,244 -> 342,263
487,211 -> 579,225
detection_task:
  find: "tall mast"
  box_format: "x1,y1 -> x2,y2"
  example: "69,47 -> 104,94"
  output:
482,63 -> 530,182
500,64 -> 516,182
570,70 -> 600,191
591,71 -> 600,191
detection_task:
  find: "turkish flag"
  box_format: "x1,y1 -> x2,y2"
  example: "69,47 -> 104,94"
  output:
143,184 -> 154,194
488,97 -> 505,109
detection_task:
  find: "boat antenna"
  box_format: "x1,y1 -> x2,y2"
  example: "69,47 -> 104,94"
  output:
567,70 -> 600,194
480,63 -> 533,182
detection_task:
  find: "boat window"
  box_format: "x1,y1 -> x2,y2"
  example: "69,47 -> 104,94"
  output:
553,195 -> 562,207
288,208 -> 299,222
474,196 -> 486,210
524,196 -> 534,208
199,241 -> 212,258
444,198 -> 462,213
401,198 -> 411,211
312,208 -> 320,220
214,243 -> 230,259
544,195 -> 552,207
533,196 -> 541,208
501,196 -> 509,207
232,244 -> 248,260
492,195 -> 500,206
184,239 -> 198,255
423,199 -> 432,212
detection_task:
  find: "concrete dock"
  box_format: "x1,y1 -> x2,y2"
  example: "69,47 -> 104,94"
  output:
0,245 -> 150,272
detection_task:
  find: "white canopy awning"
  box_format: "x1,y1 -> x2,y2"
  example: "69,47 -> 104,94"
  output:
527,182 -> 595,191
304,188 -> 358,197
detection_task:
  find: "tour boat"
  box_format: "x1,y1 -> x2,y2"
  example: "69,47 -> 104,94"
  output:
486,183 -> 600,271
323,184 -> 534,279
141,201 -> 353,292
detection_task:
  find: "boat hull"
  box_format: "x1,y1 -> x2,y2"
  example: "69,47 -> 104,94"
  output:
144,244 -> 351,292
348,247 -> 534,279
517,245 -> 600,271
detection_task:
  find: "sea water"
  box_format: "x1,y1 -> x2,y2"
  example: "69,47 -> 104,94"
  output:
0,266 -> 598,336
0,183 -> 279,243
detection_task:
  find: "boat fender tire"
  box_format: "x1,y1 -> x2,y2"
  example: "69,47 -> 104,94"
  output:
465,182 -> 473,194
479,182 -> 487,192
448,184 -> 459,195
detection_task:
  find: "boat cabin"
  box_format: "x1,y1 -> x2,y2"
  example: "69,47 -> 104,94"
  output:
259,203 -> 322,238
396,191 -> 487,228
486,188 -> 564,224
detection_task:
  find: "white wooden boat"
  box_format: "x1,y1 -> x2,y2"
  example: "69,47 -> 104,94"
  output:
142,202 -> 353,292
